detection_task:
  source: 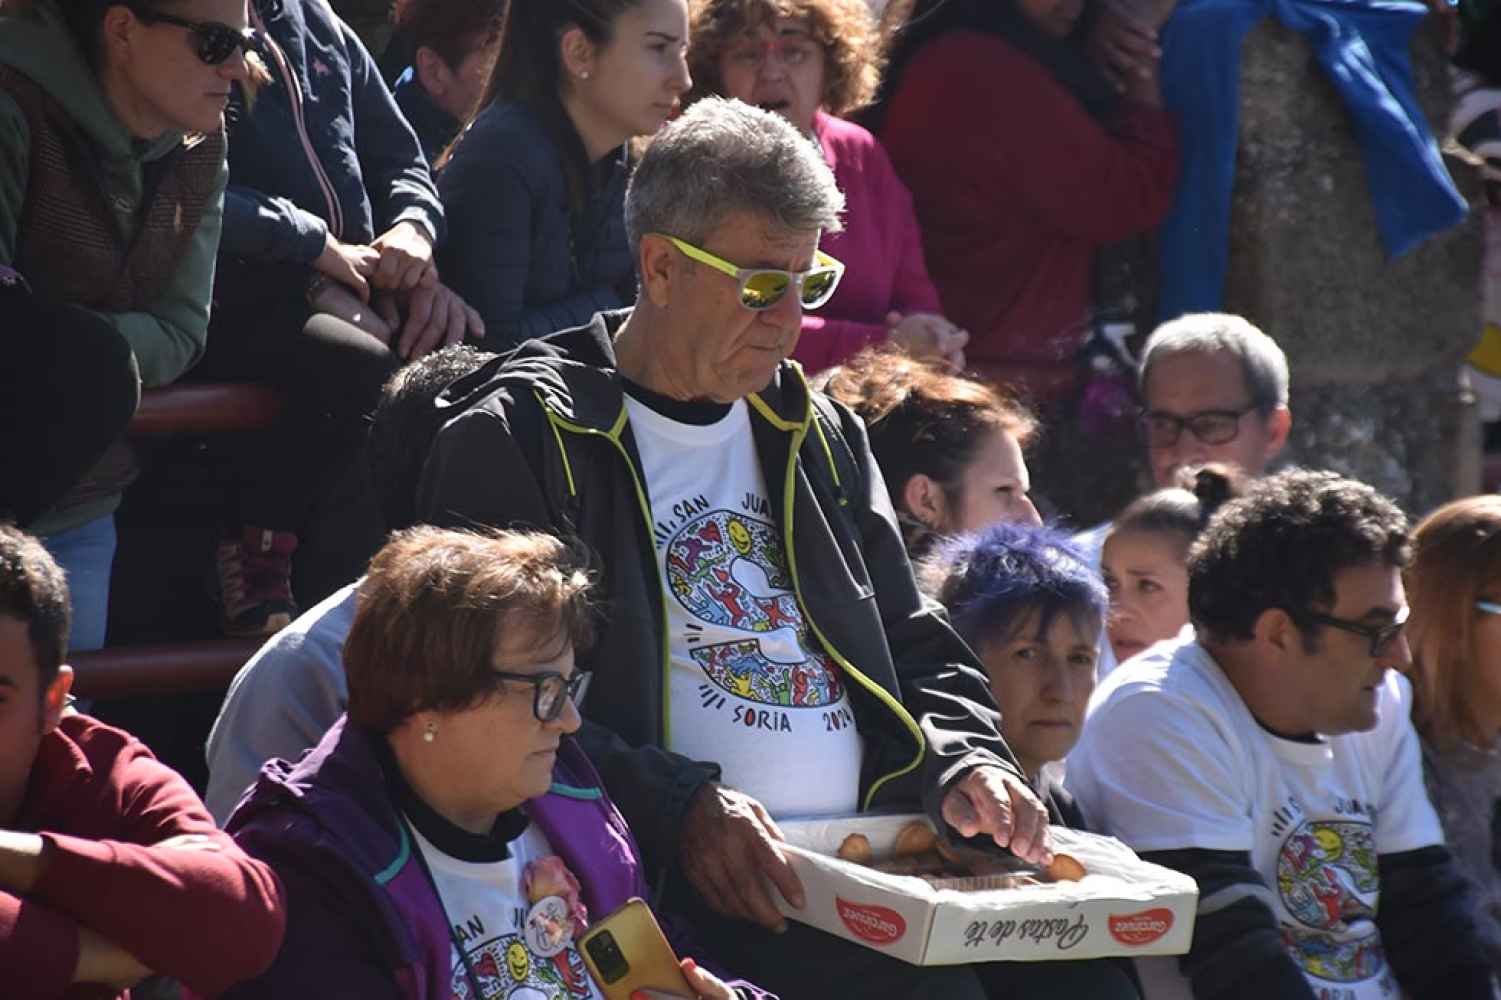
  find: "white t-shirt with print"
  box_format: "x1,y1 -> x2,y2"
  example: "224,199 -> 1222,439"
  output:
626,396 -> 863,818
411,822 -> 605,1000
1066,635 -> 1444,1000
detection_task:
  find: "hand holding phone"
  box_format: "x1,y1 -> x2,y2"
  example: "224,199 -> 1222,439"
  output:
630,957 -> 737,1000
580,899 -> 695,1000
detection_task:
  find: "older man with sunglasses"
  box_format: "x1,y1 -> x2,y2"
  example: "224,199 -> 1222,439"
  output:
417,98 -> 1114,1000
1068,469 -> 1495,1000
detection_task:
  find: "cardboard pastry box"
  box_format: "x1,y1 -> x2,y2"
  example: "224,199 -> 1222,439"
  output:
769,813 -> 1198,966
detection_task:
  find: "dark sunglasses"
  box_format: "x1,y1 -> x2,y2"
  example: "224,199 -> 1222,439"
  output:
490,669 -> 592,723
131,8 -> 259,66
1294,606 -> 1410,658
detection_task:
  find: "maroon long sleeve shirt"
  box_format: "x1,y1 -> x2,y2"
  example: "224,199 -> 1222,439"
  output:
1,714 -> 286,999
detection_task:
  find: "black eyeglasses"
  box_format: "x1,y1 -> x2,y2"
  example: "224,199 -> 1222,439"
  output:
1294,606 -> 1410,658
1137,404 -> 1260,449
131,8 -> 259,66
491,670 -> 591,723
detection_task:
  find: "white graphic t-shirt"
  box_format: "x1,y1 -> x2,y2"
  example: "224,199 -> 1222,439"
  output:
1067,637 -> 1444,1000
410,821 -> 605,1000
625,395 -> 863,818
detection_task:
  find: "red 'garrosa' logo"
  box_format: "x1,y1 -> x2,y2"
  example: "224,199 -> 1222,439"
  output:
836,897 -> 906,945
1108,908 -> 1174,946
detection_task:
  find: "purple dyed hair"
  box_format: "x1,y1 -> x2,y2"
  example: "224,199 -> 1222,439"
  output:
919,522 -> 1107,651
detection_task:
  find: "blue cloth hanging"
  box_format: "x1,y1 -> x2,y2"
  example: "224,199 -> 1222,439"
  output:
1156,0 -> 1469,320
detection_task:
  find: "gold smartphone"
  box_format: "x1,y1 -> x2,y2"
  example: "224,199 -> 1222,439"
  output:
578,897 -> 695,1000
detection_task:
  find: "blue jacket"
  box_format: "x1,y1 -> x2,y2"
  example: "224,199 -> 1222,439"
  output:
1156,0 -> 1467,319
219,0 -> 444,301
437,101 -> 634,351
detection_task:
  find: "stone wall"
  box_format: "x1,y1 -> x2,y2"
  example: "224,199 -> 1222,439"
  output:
1224,18 -> 1484,515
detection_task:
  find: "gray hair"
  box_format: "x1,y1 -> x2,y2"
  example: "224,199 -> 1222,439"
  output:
625,97 -> 845,254
1139,312 -> 1290,411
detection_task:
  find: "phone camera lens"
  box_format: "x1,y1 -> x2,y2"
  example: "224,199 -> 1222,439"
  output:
586,930 -> 631,983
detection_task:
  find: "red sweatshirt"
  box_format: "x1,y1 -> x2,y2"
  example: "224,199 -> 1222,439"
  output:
1,714 -> 285,999
793,111 -> 944,374
879,30 -> 1178,396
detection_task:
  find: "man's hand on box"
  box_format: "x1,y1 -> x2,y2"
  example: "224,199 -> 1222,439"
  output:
941,766 -> 1054,866
681,783 -> 805,932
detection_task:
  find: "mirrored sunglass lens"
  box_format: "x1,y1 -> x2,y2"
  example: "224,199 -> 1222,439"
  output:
741,272 -> 790,309
801,269 -> 838,306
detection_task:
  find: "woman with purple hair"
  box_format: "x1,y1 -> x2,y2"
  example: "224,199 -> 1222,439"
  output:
919,522 -> 1140,996
918,522 -> 1106,824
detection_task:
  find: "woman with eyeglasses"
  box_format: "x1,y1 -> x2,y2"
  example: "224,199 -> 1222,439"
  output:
437,0 -> 691,352
683,0 -> 966,375
1404,495 -> 1501,978
867,0 -> 1179,405
224,526 -> 757,1000
0,0 -> 254,652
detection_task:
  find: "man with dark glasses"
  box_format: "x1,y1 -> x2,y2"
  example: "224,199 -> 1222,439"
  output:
1070,470 -> 1494,1000
420,98 -> 1106,1000
1137,312 -> 1293,489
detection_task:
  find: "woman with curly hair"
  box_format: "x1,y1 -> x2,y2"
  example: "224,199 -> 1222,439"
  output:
686,0 -> 967,373
821,347 -> 1039,559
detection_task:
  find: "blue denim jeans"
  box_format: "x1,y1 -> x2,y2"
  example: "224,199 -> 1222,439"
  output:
41,514 -> 117,653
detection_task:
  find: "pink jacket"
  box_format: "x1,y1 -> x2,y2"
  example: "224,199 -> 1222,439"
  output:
794,112 -> 944,374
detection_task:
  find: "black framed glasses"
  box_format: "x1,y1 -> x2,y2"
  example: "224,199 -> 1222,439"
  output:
491,670 -> 591,722
131,8 -> 259,66
1137,404 -> 1260,449
1294,606 -> 1410,658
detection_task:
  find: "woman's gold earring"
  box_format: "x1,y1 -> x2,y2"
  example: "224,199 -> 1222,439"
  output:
423,722 -> 437,743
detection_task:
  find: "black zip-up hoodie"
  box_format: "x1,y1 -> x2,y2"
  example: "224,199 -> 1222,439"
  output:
416,311 -> 1025,875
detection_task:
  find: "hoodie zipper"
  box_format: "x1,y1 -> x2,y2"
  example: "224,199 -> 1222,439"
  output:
744,390 -> 927,809
540,388 -> 925,810
250,4 -> 344,240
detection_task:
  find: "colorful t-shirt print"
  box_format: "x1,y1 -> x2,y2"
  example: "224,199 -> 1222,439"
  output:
1270,799 -> 1389,992
408,823 -> 605,1000
625,396 -> 863,818
1068,642 -> 1446,1000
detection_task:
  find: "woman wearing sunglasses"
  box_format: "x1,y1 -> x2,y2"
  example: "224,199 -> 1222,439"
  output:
684,0 -> 967,375
223,527 -> 758,1000
0,0 -> 253,652
437,0 -> 692,352
1404,495 -> 1501,979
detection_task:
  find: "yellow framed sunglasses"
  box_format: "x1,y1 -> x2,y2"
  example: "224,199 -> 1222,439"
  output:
658,234 -> 845,311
